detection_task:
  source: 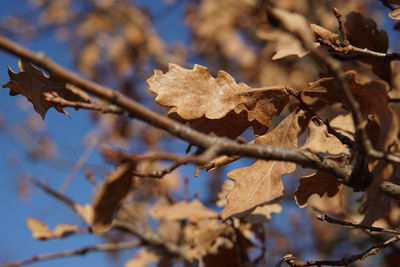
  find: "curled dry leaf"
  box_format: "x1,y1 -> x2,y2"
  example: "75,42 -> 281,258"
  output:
220,109 -> 304,220
91,162 -> 135,234
301,119 -> 350,155
26,217 -> 79,240
147,64 -> 289,138
150,199 -> 216,223
294,171 -> 342,208
2,59 -> 90,119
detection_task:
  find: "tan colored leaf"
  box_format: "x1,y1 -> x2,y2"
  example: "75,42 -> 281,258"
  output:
150,199 -> 216,223
330,114 -> 355,141
125,249 -> 159,267
2,59 -> 90,119
26,217 -> 78,240
147,64 -> 289,138
301,119 -> 349,155
260,30 -> 315,60
220,110 -> 304,220
91,162 -> 134,234
389,7 -> 400,20
268,7 -> 314,44
294,171 -> 342,208
75,203 -> 94,225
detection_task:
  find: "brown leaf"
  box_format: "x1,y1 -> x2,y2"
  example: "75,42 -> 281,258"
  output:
345,12 -> 390,82
150,199 -> 216,223
26,217 -> 79,240
220,110 -> 304,219
2,59 -> 90,119
294,172 -> 342,208
147,64 -> 289,138
91,162 -> 135,234
301,119 -> 350,155
305,71 -> 396,150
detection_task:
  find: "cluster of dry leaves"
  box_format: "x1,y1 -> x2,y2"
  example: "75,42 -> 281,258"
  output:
3,0 -> 400,266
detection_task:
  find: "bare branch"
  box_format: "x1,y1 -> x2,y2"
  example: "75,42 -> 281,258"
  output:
43,92 -> 126,115
281,234 -> 400,266
332,7 -> 349,45
3,241 -> 141,267
317,214 -> 400,235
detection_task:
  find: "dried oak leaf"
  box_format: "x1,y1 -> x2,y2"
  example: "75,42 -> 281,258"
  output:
294,171 -> 342,208
150,199 -> 216,223
26,217 -> 79,240
220,110 -> 304,220
345,12 -> 390,82
91,162 -> 135,234
2,59 -> 90,119
301,119 -> 349,155
147,64 -> 289,138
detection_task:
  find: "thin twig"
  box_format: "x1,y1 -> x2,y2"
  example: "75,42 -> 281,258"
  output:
332,7 -> 348,45
317,214 -> 400,235
59,132 -> 99,193
3,241 -> 141,267
281,235 -> 400,266
44,92 -> 125,115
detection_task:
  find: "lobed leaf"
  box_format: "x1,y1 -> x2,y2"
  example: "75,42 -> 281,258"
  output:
26,217 -> 79,240
2,59 -> 90,119
220,109 -> 304,220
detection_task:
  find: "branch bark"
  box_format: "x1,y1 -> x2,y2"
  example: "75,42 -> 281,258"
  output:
3,241 -> 141,267
0,34 -> 353,182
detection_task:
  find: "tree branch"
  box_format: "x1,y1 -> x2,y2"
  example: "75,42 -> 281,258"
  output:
0,34 -> 353,182
3,241 -> 141,267
280,235 -> 400,266
317,214 -> 400,235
